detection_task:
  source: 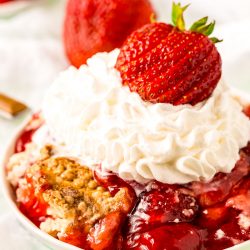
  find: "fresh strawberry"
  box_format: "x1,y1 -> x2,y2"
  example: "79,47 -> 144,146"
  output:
116,3 -> 222,105
127,181 -> 199,234
124,223 -> 205,250
64,0 -> 154,67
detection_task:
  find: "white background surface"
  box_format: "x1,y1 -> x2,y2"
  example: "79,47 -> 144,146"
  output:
0,0 -> 250,249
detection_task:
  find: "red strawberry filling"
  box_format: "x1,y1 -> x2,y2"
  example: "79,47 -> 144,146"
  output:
124,223 -> 205,250
18,175 -> 49,227
204,210 -> 247,250
59,212 -> 125,250
15,113 -> 43,153
196,204 -> 231,230
127,182 -> 198,235
189,150 -> 250,207
226,178 -> 250,217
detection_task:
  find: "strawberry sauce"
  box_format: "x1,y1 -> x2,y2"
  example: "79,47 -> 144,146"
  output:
15,113 -> 42,153
15,108 -> 250,250
18,175 -> 49,227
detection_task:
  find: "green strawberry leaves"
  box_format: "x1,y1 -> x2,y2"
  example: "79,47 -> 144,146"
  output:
197,21 -> 215,36
171,2 -> 222,44
190,18 -> 221,42
191,19 -> 222,43
210,37 -> 223,43
190,17 -> 208,31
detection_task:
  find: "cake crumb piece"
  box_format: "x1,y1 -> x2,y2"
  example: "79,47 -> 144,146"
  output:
203,210 -> 208,214
215,229 -> 225,239
40,144 -> 54,159
238,213 -> 250,230
182,209 -> 194,217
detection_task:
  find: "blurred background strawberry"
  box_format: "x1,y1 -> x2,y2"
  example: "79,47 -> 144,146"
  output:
0,0 -> 12,3
64,0 -> 155,67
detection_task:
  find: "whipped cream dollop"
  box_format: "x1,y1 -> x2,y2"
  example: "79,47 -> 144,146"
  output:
43,49 -> 250,184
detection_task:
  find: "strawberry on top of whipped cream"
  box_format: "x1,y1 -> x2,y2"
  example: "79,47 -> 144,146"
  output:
42,49 -> 250,184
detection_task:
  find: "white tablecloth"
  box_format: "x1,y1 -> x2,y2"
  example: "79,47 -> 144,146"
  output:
0,0 -> 250,249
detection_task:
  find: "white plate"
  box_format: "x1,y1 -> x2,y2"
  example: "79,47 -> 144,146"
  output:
1,89 -> 250,250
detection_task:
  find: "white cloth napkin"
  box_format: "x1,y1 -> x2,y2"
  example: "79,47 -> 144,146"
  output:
0,0 -> 68,110
0,0 -> 250,249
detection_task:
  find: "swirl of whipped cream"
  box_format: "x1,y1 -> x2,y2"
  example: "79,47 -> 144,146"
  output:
43,49 -> 250,184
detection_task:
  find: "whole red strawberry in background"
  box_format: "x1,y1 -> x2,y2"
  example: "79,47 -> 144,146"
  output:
64,0 -> 154,68
0,0 -> 12,3
116,3 -> 222,106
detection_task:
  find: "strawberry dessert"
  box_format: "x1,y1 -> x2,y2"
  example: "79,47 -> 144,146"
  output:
6,3 -> 250,250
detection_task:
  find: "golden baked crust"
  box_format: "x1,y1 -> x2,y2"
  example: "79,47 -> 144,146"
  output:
24,145 -> 129,236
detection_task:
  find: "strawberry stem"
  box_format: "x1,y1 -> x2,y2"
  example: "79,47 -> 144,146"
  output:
171,2 -> 222,44
171,2 -> 189,31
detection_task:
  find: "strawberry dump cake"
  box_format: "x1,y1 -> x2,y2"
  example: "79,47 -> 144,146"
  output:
6,3 -> 250,250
